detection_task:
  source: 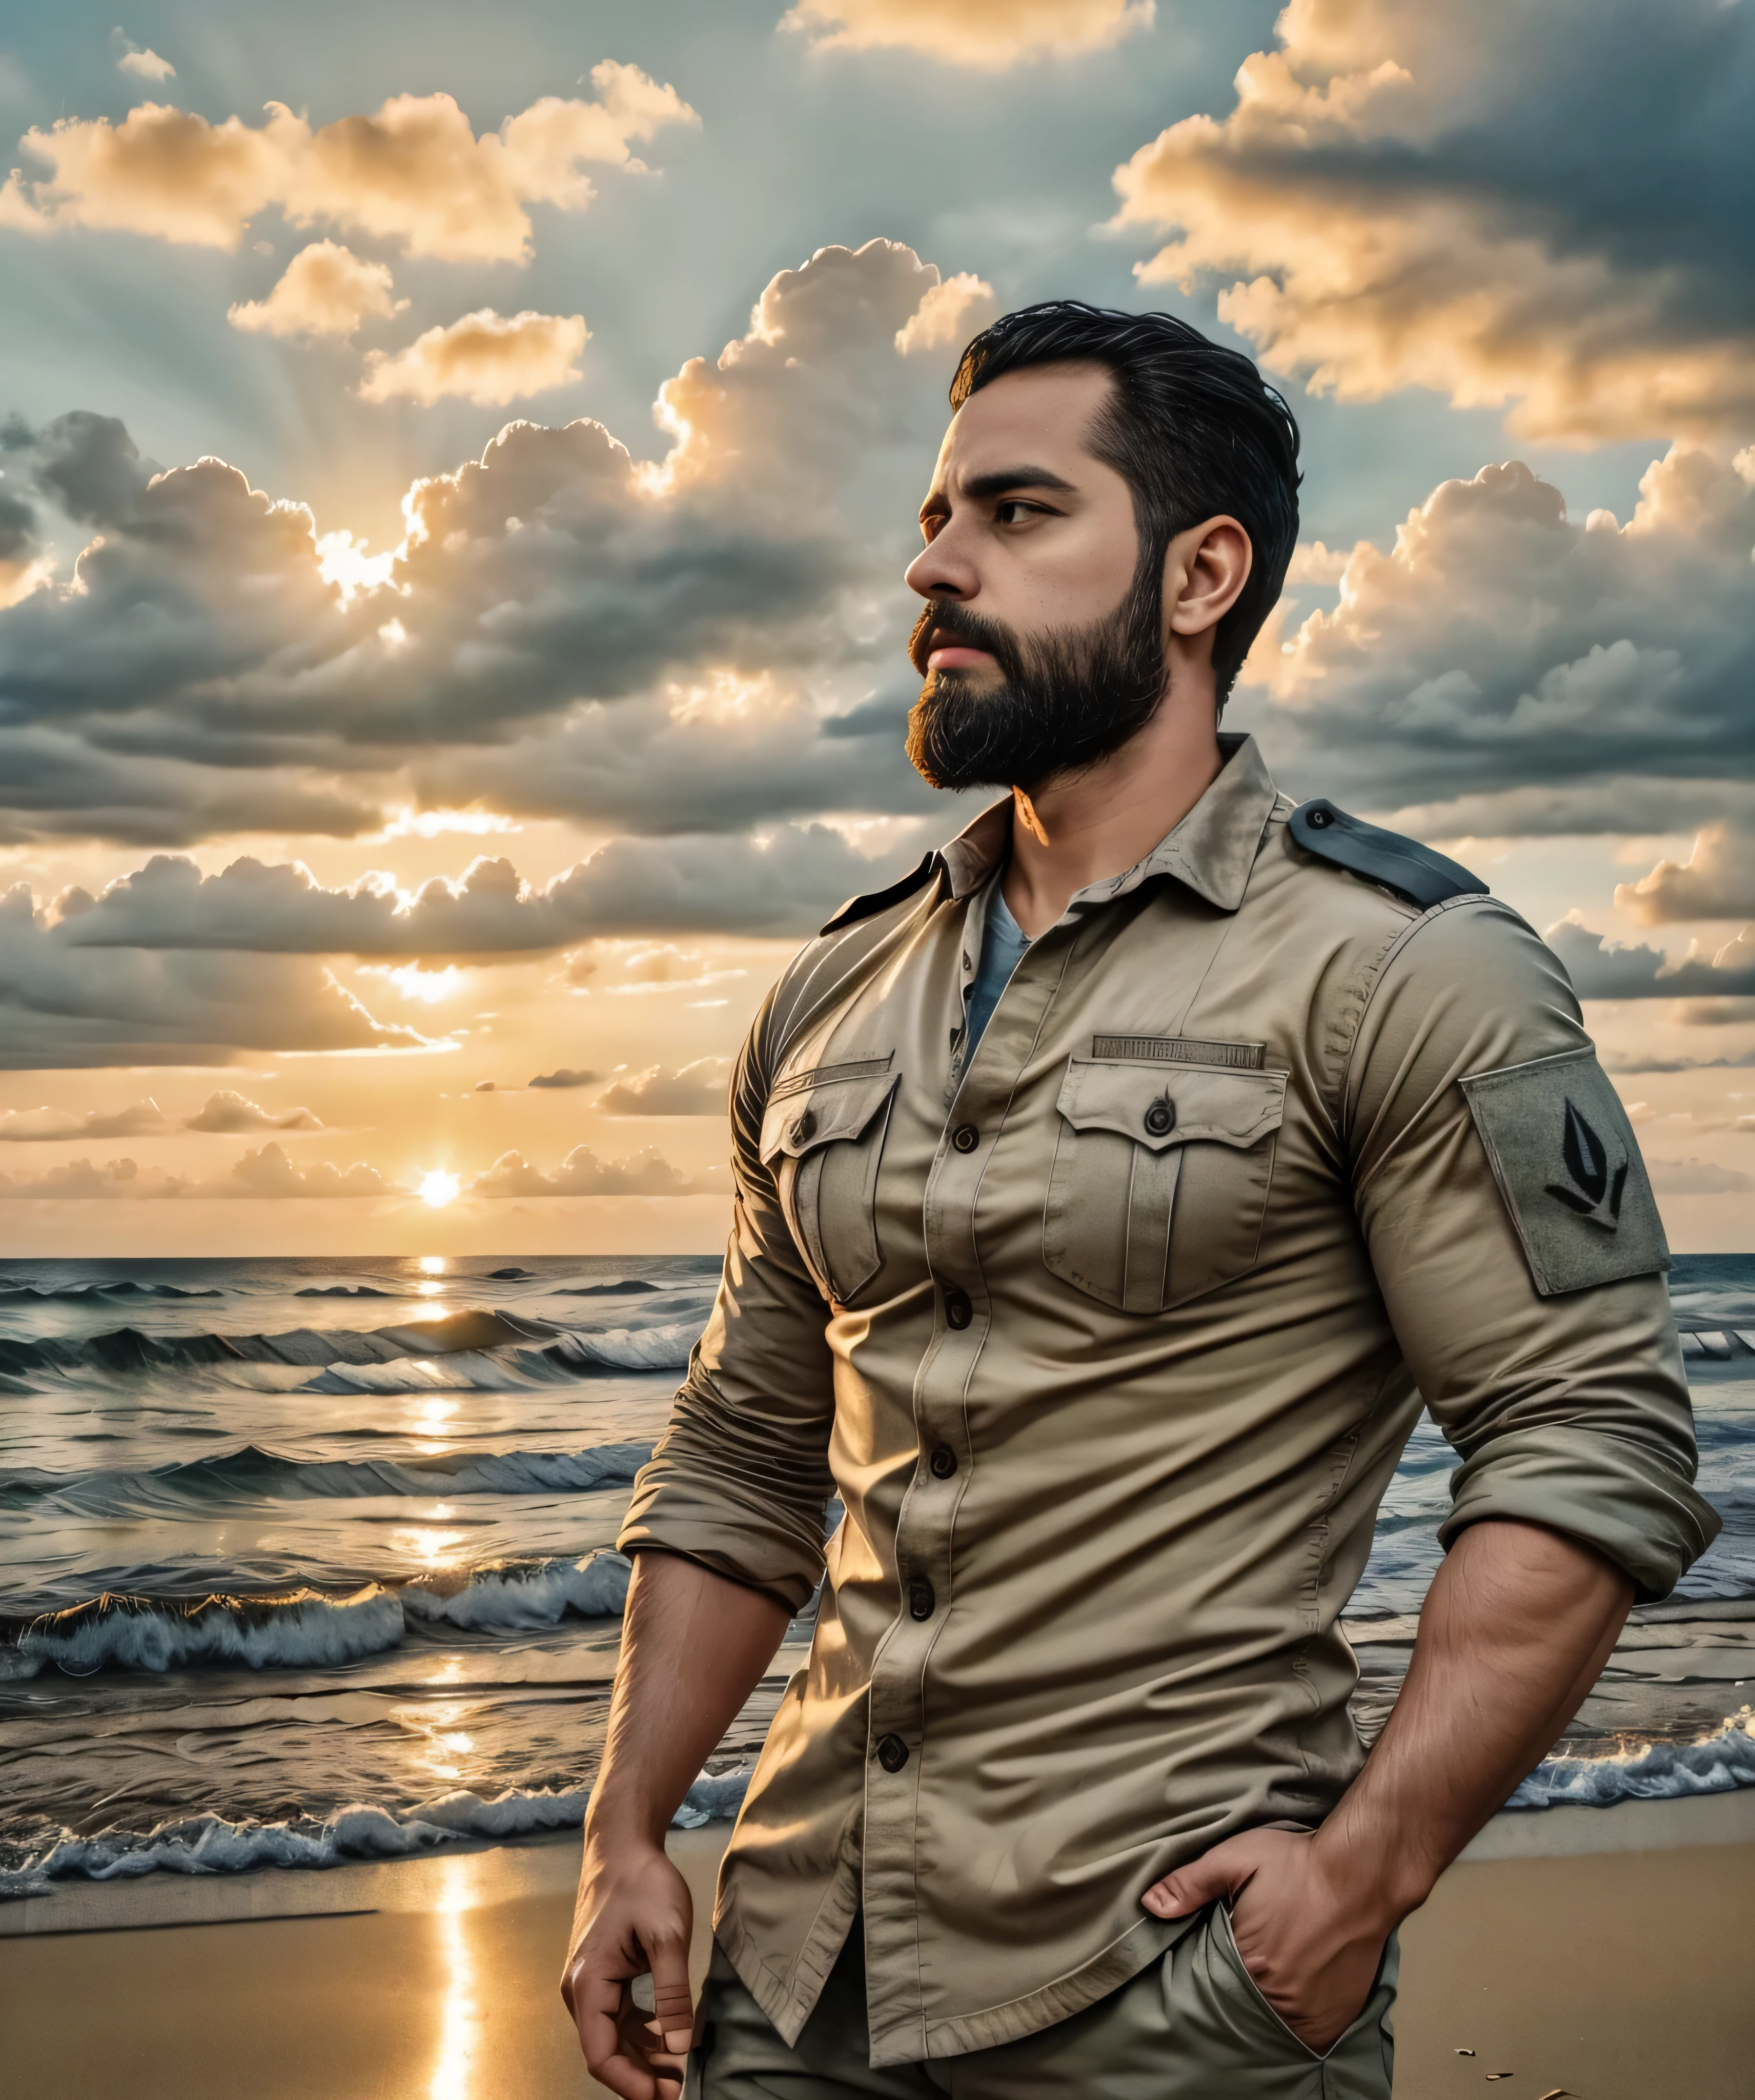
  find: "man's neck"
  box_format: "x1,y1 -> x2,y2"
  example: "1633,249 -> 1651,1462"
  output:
999,686 -> 1226,939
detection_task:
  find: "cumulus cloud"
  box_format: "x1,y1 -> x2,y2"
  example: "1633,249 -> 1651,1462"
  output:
360,309 -> 587,406
781,0 -> 1153,68
0,1098 -> 174,1141
54,822 -> 920,955
469,1143 -> 707,1196
1547,918 -> 1755,1001
1235,448 -> 1755,835
0,1091 -> 321,1139
1110,0 -> 1755,442
228,241 -> 407,340
528,1067 -> 598,1089
0,879 -> 434,1068
0,1141 -> 383,1198
1,65 -> 697,260
111,31 -> 175,82
219,1142 -> 382,1197
0,243 -> 968,845
182,1089 -> 323,1132
596,1057 -> 732,1116
894,273 -> 995,354
0,1155 -> 169,1198
1616,826 -> 1755,924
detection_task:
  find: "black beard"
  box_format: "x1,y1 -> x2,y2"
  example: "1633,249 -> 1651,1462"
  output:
904,572 -> 1166,794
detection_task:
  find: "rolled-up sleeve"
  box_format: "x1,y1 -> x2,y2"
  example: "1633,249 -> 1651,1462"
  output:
1344,897 -> 1720,1601
617,987 -> 838,1611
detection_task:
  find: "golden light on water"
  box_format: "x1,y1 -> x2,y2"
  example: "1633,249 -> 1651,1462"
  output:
420,1170 -> 460,1208
419,1256 -> 447,1275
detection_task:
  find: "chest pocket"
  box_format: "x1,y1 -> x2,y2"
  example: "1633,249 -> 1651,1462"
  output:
759,1058 -> 899,1306
1043,1057 -> 1287,1315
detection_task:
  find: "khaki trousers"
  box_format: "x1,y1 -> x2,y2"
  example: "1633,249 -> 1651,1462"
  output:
691,1907 -> 1397,2098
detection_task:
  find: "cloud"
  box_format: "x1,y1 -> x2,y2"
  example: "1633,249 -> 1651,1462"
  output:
0,1141 -> 383,1198
53,822 -> 919,955
219,1141 -> 383,1197
0,879 -> 435,1068
1644,1158 -> 1755,1195
228,240 -> 407,340
1234,448 -> 1755,835
468,1143 -> 708,1196
1546,918 -> 1755,1001
110,31 -> 175,83
181,1089 -> 323,1132
1615,826 -> 1755,924
894,273 -> 995,354
360,309 -> 588,407
0,242 -> 969,845
781,0 -> 1153,68
2,65 -> 697,260
528,1067 -> 598,1089
595,1057 -> 732,1116
1109,0 -> 1755,442
0,1098 -> 174,1141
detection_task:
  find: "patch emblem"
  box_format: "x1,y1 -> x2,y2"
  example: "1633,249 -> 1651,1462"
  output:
1459,1048 -> 1669,1297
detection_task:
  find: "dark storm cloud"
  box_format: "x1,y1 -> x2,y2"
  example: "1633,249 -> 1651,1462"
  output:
1548,920 -> 1755,1001
1113,0 -> 1755,443
0,242 -> 960,844
54,820 -> 932,955
1237,451 -> 1755,833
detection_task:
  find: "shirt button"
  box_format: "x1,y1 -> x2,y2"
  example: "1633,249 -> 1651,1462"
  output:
1143,1097 -> 1175,1138
929,1444 -> 957,1479
909,1580 -> 935,1621
876,1734 -> 909,1772
789,1108 -> 816,1144
951,1124 -> 978,1153
943,1286 -> 972,1329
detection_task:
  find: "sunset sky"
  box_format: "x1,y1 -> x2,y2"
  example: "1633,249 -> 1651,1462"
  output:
1,0 -> 1752,1254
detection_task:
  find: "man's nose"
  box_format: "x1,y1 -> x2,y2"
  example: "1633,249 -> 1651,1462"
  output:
905,523 -> 977,602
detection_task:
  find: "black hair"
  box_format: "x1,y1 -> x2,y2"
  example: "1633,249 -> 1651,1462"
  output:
949,302 -> 1301,709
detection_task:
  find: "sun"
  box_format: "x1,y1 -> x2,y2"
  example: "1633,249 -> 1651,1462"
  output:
419,1170 -> 461,1208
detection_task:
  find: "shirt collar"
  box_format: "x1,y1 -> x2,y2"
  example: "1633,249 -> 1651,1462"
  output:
934,733 -> 1281,918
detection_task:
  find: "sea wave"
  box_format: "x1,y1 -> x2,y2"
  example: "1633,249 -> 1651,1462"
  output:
1507,1708 -> 1755,1809
0,1764 -> 751,1897
1,1551 -> 634,1679
0,1308 -> 699,1384
0,1280 -> 221,1302
1,1440 -> 653,1512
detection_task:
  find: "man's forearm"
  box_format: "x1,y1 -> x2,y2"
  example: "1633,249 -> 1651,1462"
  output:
1315,1516 -> 1632,1916
585,1551 -> 792,1846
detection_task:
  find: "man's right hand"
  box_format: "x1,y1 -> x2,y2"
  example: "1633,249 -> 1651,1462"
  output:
562,1834 -> 697,2100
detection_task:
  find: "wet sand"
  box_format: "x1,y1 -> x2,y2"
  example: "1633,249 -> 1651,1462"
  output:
3,1801 -> 1753,2099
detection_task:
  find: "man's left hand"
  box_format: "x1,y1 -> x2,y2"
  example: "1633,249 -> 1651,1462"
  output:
1141,1828 -> 1393,2053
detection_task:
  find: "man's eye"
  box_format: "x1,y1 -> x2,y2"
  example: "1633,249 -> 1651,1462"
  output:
995,499 -> 1044,525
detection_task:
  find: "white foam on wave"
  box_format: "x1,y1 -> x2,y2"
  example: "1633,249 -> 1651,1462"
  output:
6,1551 -> 635,1678
0,1763 -> 754,1896
402,1552 -> 631,1629
552,1323 -> 698,1372
1508,1707 -> 1755,1809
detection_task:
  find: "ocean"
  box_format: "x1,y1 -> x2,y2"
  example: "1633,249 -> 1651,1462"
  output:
2,1251 -> 1752,1902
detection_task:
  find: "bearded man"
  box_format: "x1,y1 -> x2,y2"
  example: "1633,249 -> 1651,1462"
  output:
563,304 -> 1716,2097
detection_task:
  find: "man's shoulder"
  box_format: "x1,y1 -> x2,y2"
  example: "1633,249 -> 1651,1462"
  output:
1277,798 -> 1489,915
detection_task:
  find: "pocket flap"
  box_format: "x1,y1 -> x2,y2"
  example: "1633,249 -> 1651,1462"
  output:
760,1067 -> 898,1164
1055,1058 -> 1286,1152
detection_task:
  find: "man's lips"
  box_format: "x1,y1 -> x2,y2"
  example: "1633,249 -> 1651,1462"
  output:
926,642 -> 996,671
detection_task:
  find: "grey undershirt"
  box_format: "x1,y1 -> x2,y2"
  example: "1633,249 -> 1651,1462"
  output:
965,877 -> 1031,1058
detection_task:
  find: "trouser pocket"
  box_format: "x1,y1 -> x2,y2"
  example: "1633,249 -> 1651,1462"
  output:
1160,1904 -> 1396,2099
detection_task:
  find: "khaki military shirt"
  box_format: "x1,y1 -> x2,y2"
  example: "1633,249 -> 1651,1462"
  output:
619,734 -> 1716,2068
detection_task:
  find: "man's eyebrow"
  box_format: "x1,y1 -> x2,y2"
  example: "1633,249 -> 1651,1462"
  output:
919,465 -> 1078,519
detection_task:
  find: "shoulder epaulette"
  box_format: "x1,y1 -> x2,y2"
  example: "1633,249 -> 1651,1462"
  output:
818,851 -> 941,936
1288,799 -> 1487,911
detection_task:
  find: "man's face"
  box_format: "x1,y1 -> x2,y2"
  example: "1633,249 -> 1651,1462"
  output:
903,361 -> 1164,793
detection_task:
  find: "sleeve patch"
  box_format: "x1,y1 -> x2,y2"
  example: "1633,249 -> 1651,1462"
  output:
1458,1048 -> 1669,1297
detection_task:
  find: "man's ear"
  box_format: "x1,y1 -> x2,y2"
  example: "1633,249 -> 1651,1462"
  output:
1164,516 -> 1252,639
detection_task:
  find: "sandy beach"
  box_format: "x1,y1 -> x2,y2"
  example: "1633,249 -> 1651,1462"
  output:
4,1794 -> 1752,2099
